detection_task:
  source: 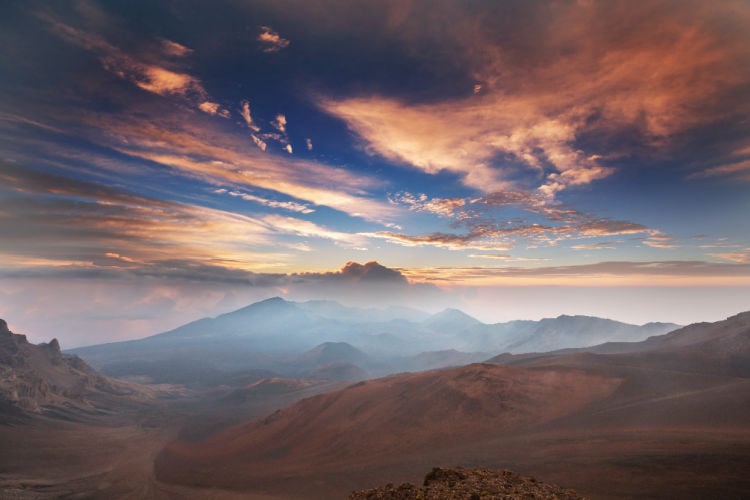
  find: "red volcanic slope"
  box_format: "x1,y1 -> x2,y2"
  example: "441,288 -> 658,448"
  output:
157,363 -> 620,488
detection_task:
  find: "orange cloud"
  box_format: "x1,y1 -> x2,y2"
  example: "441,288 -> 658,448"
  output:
240,100 -> 261,132
320,1 -> 750,196
384,191 -> 653,250
643,235 -> 680,249
401,261 -> 750,287
691,159 -> 750,181
258,26 -> 290,52
263,215 -> 368,249
271,114 -> 287,134
392,192 -> 467,218
160,39 -> 193,58
63,103 -> 395,221
709,251 -> 750,264
220,189 -> 314,214
199,101 -> 230,118
42,15 -> 228,117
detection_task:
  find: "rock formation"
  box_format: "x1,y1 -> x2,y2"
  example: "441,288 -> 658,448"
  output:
349,467 -> 583,499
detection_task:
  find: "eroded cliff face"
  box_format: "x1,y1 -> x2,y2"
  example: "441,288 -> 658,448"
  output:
0,319 -> 144,414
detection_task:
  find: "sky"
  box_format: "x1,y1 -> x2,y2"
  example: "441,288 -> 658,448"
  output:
1,0 -> 749,347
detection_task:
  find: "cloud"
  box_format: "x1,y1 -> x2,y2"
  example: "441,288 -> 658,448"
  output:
0,162 -> 327,277
709,251 -> 750,263
643,235 -> 679,249
258,26 -> 290,53
391,192 -> 467,218
251,134 -> 268,151
571,241 -> 620,250
298,261 -> 408,285
382,191 -> 653,250
199,101 -> 230,118
319,86 -> 613,197
271,114 -> 287,134
318,0 -> 750,197
262,214 -> 368,249
160,39 -> 193,58
217,188 -> 314,214
240,100 -> 261,132
55,99 -> 395,221
468,253 -> 511,260
690,159 -> 750,182
0,163 -> 396,273
42,14 -> 228,117
306,138 -> 313,151
403,260 -> 750,286
238,102 -> 292,153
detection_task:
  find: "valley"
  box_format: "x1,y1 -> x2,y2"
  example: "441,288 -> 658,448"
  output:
2,302 -> 750,499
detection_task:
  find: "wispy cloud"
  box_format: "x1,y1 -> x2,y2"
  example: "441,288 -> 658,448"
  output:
402,260 -> 750,286
643,234 -> 679,249
709,250 -> 750,263
258,26 -> 290,53
41,14 -> 230,118
0,164 -> 394,279
263,214 -> 368,249
382,191 -> 654,250
0,163 -> 279,274
391,192 -> 467,218
160,39 -> 193,58
690,159 -> 750,182
240,100 -> 261,132
49,94 -> 395,221
571,241 -> 621,251
215,188 -> 314,214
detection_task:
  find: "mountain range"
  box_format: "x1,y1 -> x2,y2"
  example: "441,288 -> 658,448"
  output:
156,310 -> 750,499
69,297 -> 679,384
2,308 -> 749,498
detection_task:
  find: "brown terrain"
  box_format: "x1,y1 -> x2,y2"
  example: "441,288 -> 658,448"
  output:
0,319 -> 339,499
0,318 -> 165,417
3,312 -> 750,499
155,312 -> 750,499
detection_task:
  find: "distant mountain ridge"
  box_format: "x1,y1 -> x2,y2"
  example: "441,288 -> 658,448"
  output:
68,297 -> 680,384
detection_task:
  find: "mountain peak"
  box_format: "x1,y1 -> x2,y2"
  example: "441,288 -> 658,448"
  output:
221,296 -> 295,317
426,308 -> 481,325
258,296 -> 287,305
0,319 -> 9,335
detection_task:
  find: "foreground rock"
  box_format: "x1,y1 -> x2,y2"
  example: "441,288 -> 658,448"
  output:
349,467 -> 583,499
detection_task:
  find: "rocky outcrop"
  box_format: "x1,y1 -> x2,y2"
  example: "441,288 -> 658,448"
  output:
349,467 -> 583,499
0,319 -> 153,417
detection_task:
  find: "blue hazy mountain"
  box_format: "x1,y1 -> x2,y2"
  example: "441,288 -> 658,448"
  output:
68,297 -> 679,384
